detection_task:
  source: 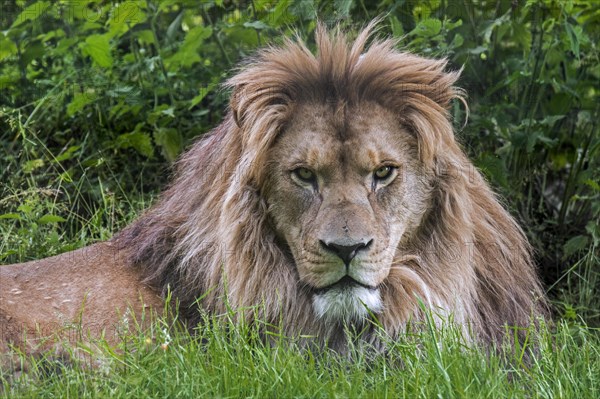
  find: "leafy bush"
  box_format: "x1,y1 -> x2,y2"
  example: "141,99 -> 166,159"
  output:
0,0 -> 598,324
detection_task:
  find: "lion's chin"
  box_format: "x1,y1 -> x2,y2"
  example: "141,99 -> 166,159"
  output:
311,284 -> 383,324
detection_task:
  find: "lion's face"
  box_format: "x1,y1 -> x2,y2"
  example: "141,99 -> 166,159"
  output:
265,102 -> 433,324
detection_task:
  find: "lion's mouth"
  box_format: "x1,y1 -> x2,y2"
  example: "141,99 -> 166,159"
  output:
311,275 -> 378,294
310,276 -> 383,322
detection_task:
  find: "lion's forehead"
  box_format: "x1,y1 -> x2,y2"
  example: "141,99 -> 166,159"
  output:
276,102 -> 415,172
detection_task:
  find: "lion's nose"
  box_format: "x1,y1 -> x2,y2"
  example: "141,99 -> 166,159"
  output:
320,239 -> 372,265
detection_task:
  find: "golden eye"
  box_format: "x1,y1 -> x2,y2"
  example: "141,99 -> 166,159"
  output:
293,167 -> 315,182
374,165 -> 393,180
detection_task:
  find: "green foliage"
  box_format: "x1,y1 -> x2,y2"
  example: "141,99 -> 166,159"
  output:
0,0 -> 598,327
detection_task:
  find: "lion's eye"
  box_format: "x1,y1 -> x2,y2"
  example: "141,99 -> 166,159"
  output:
374,166 -> 393,180
292,167 -> 316,183
372,165 -> 398,189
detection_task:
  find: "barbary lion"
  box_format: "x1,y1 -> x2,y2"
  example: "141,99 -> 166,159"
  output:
1,23 -> 547,356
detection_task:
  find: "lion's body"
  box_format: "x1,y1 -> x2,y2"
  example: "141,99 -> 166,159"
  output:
0,243 -> 161,355
1,23 -> 547,357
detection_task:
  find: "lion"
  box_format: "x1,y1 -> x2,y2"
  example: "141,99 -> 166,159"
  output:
1,22 -> 547,358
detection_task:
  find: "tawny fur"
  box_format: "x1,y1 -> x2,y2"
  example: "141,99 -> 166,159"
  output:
0,243 -> 161,357
1,22 -> 547,357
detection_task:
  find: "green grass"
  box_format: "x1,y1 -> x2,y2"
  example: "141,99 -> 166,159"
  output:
2,313 -> 599,398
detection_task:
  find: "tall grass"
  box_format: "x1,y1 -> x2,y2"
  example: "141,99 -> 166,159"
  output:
2,310 -> 599,398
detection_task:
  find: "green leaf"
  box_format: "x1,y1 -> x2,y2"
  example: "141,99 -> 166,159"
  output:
135,30 -> 155,45
166,11 -> 185,43
38,214 -> 67,224
82,34 -> 113,68
17,204 -> 33,215
116,132 -> 154,158
161,107 -> 175,118
0,35 -> 18,61
23,159 -> 45,173
59,170 -> 73,183
583,179 -> 600,192
389,16 -> 404,38
154,128 -> 182,162
562,235 -> 589,259
271,0 -> 295,25
467,46 -> 487,55
411,18 -> 442,37
334,0 -> 354,18
108,2 -> 146,37
243,21 -> 269,30
55,146 -> 81,162
289,0 -> 317,21
539,115 -> 565,126
0,213 -> 22,220
586,221 -> 600,244
21,41 -> 45,66
11,1 -> 51,28
564,22 -> 581,59
476,153 -> 508,188
165,25 -> 212,69
67,92 -> 97,117
189,83 -> 217,110
450,33 -> 464,48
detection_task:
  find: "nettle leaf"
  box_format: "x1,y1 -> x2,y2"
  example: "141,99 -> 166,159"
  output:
189,82 -> 217,110
467,46 -> 487,55
333,0 -> 354,18
108,2 -> 147,37
539,115 -> 565,126
55,146 -> 81,163
564,21 -> 582,58
166,11 -> 184,43
243,21 -> 269,30
161,107 -> 175,118
583,179 -> 600,192
271,0 -> 295,26
411,18 -> 442,37
38,214 -> 67,224
17,204 -> 33,215
562,235 -> 590,259
389,15 -> 404,38
135,29 -> 155,45
0,35 -> 17,61
165,25 -> 212,69
82,34 -> 113,68
154,128 -> 182,162
450,33 -> 464,48
476,153 -> 508,188
289,0 -> 317,21
115,132 -> 154,158
11,1 -> 51,28
526,131 -> 557,153
67,92 -> 97,117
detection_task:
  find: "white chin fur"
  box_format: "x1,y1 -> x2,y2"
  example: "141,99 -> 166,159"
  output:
312,286 -> 383,323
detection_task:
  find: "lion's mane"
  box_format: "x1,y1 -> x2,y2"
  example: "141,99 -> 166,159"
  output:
115,23 -> 547,347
